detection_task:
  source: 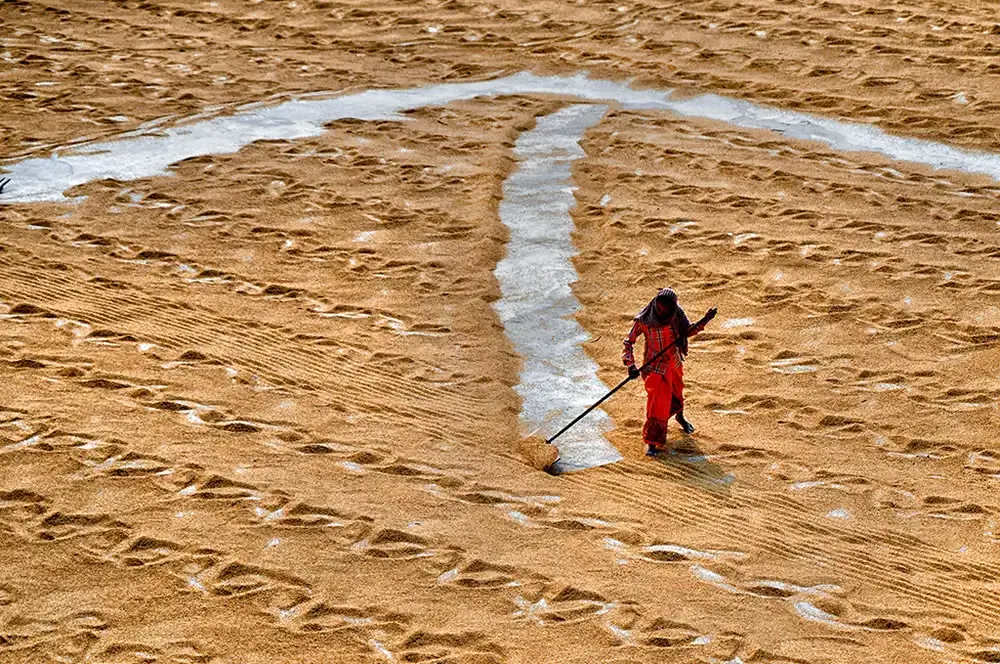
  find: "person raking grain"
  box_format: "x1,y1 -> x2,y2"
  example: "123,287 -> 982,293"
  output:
623,288 -> 717,456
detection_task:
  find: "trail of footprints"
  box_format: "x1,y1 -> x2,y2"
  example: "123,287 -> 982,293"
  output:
0,246 -> 487,446
600,531 -> 992,658
4,374 -> 1000,661
0,364 -> 672,661
16,217 -> 451,338
9,193 -> 468,338
0,594 -> 212,664
565,101 -> 1000,652
0,447 -> 506,662
10,0 -> 1000,157
10,350 -> 971,658
0,447 -> 735,661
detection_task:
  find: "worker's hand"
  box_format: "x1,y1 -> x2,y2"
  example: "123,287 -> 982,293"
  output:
699,307 -> 718,327
627,365 -> 641,380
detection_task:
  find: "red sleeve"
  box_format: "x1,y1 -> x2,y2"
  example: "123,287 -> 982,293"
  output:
623,320 -> 643,367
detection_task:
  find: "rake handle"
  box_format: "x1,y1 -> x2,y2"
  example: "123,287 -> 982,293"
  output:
545,339 -> 677,445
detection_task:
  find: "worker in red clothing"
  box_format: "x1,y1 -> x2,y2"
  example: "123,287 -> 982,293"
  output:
623,288 -> 717,456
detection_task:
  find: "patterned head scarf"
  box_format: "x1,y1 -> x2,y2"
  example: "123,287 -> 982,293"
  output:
634,287 -> 692,357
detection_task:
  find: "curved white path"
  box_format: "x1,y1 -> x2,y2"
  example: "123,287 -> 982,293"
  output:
4,71 -> 1000,471
4,71 -> 1000,204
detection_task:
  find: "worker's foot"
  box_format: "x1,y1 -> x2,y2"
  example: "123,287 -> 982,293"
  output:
645,444 -> 660,457
676,413 -> 695,434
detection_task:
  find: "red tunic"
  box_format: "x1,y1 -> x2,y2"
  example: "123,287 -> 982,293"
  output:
623,319 -> 704,448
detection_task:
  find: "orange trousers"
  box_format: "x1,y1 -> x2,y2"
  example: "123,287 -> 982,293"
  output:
642,369 -> 684,449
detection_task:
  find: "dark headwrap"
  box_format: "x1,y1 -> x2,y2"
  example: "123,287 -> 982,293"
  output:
634,287 -> 692,358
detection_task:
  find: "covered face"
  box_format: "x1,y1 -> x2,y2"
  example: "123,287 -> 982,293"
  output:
653,291 -> 677,320
634,287 -> 692,358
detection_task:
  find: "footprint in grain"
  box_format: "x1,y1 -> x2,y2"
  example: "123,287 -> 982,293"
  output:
0,585 -> 15,609
113,536 -> 188,568
208,562 -> 309,598
96,639 -> 214,664
294,602 -> 407,635
183,475 -> 262,501
0,610 -> 108,660
86,451 -> 174,478
395,630 -> 506,664
632,617 -> 704,648
269,502 -> 351,528
512,585 -> 623,626
360,529 -> 435,560
35,511 -> 132,556
437,559 -> 523,589
0,489 -> 49,529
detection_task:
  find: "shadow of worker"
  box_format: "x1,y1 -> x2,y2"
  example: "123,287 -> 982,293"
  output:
650,434 -> 736,494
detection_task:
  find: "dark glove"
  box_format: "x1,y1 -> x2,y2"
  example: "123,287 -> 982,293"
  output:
699,306 -> 718,327
628,365 -> 641,380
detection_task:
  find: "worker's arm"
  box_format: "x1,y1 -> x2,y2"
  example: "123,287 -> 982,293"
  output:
623,320 -> 644,379
688,307 -> 718,336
